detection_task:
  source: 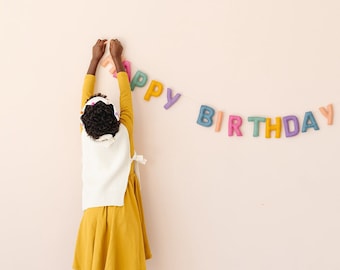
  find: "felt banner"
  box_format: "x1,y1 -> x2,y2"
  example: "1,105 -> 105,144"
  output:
101,57 -> 334,139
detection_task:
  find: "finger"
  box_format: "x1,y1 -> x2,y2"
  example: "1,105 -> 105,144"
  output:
100,39 -> 107,47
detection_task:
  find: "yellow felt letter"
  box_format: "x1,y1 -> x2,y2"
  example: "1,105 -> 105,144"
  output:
144,80 -> 164,101
265,117 -> 282,138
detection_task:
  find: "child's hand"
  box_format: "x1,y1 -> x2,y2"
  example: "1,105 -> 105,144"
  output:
92,39 -> 107,61
110,39 -> 123,60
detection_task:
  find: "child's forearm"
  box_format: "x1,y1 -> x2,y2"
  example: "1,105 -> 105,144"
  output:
87,58 -> 101,75
87,39 -> 107,75
112,56 -> 125,73
109,39 -> 125,73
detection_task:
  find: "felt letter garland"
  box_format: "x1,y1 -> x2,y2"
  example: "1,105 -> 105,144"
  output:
101,57 -> 334,139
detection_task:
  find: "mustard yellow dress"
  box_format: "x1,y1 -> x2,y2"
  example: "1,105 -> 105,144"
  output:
73,72 -> 152,270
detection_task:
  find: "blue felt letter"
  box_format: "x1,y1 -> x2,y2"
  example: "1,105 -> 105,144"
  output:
197,105 -> 215,127
248,117 -> 266,137
130,70 -> 148,91
302,111 -> 319,132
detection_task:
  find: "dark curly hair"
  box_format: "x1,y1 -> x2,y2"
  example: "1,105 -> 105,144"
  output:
81,94 -> 120,139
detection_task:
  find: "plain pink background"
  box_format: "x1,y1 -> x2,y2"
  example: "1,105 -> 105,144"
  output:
1,0 -> 340,269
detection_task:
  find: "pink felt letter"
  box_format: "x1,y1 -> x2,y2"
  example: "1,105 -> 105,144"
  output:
228,115 -> 243,136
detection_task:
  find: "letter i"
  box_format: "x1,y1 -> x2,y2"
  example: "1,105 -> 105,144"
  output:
215,111 -> 224,132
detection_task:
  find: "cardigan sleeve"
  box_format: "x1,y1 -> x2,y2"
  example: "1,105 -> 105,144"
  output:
117,72 -> 134,157
81,74 -> 96,110
80,74 -> 95,132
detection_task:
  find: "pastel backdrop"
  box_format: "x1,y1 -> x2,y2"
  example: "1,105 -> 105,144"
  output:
1,0 -> 339,269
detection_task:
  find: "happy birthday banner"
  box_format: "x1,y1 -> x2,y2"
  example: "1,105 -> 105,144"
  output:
101,55 -> 334,139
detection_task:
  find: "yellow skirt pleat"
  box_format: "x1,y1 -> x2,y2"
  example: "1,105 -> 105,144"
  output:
73,170 -> 152,270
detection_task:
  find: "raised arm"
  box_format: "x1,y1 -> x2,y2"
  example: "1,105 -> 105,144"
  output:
110,39 -> 134,155
81,39 -> 107,109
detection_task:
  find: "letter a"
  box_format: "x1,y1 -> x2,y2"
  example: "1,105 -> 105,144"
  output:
302,111 -> 319,132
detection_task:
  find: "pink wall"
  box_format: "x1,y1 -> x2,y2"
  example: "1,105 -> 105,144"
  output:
1,0 -> 340,269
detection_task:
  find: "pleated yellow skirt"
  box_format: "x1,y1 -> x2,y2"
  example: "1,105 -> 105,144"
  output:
73,170 -> 152,270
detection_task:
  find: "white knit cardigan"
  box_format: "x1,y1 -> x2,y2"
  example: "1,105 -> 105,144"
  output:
81,124 -> 132,210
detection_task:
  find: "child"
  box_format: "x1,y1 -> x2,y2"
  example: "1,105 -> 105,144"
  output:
73,39 -> 152,270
